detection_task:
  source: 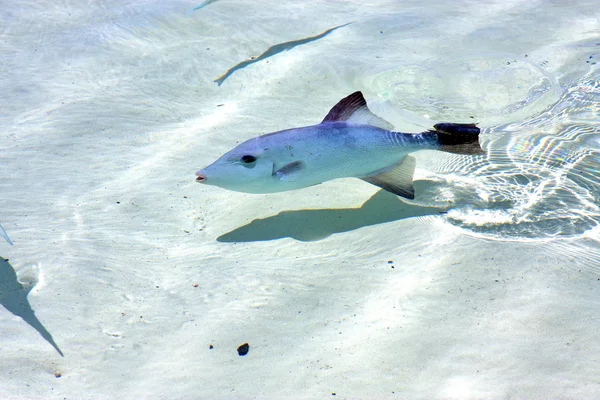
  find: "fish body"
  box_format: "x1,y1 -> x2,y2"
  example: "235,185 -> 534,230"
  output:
196,92 -> 481,199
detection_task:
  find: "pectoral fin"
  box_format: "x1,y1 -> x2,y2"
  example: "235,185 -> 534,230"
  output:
273,160 -> 306,181
361,156 -> 416,199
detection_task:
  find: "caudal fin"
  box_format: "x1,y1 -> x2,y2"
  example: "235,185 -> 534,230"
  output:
431,123 -> 483,155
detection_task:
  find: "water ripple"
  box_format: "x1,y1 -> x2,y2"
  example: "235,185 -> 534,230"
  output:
416,76 -> 600,239
366,53 -> 561,126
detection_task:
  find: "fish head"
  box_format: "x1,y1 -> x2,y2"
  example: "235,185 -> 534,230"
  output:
196,136 -> 299,193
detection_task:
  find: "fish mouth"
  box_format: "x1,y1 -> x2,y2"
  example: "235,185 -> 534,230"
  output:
195,171 -> 206,183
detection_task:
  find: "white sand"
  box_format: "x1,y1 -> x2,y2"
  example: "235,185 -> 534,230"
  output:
1,1 -> 600,398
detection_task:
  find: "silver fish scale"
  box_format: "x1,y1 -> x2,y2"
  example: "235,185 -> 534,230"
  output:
386,130 -> 439,149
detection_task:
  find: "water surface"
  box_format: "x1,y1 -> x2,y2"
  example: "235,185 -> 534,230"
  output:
1,1 -> 599,398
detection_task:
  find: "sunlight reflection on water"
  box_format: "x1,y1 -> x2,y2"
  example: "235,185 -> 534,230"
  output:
415,76 -> 600,240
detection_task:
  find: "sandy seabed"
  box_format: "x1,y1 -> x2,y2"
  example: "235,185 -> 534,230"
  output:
1,1 -> 600,399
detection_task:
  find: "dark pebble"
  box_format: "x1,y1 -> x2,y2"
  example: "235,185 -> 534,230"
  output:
209,344 -> 214,349
237,343 -> 249,356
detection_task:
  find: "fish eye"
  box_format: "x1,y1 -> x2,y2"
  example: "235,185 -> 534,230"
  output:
240,155 -> 257,164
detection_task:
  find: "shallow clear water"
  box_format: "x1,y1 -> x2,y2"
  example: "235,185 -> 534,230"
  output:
1,1 -> 599,398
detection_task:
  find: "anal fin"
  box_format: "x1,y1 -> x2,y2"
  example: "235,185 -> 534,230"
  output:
361,156 -> 416,199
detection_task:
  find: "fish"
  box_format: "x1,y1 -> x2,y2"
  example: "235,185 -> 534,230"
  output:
195,91 -> 482,199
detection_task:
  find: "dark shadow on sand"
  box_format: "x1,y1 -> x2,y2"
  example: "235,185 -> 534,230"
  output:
218,190 -> 442,242
190,0 -> 220,12
214,22 -> 352,86
0,258 -> 64,357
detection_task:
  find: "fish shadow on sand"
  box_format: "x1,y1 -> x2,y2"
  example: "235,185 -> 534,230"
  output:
214,22 -> 352,86
218,189 -> 442,242
0,258 -> 64,357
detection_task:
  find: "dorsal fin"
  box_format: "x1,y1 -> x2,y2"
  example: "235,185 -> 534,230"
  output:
322,91 -> 394,130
